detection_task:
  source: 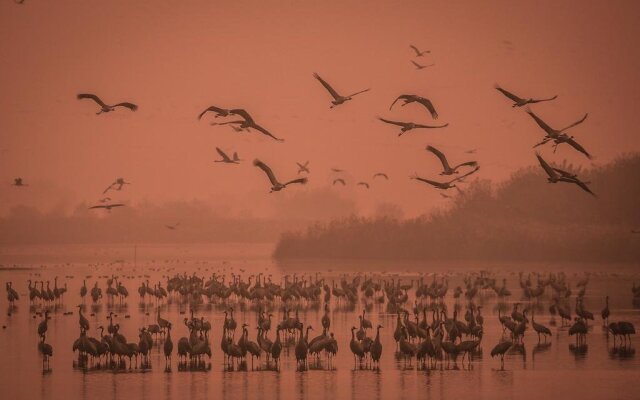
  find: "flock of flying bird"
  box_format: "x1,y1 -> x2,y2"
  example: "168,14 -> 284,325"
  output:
5,268 -> 637,374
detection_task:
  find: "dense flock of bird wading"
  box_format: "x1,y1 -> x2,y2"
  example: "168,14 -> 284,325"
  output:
9,40 -> 598,212
3,269 -> 639,374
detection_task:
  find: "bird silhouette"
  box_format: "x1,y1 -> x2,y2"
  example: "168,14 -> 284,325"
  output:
77,93 -> 138,114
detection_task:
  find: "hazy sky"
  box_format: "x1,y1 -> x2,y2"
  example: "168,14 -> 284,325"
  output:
1,0 -> 639,218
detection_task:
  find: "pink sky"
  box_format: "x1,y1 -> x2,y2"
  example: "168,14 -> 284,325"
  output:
1,0 -> 639,218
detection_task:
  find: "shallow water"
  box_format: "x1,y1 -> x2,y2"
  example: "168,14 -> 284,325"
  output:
1,245 -> 639,400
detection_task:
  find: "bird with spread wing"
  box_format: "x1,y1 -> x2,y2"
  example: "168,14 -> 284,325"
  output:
426,145 -> 478,175
253,159 -> 308,192
77,93 -> 138,114
378,117 -> 448,136
495,85 -> 557,107
313,73 -> 370,108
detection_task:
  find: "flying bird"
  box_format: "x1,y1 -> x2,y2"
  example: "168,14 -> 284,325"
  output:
297,161 -> 310,174
526,110 -> 591,159
331,168 -> 345,173
333,178 -> 346,186
103,178 -> 130,194
253,159 -> 308,192
465,149 -> 477,154
373,173 -> 389,180
77,94 -> 138,114
211,109 -> 284,141
165,223 -> 180,230
389,94 -> 439,119
12,178 -> 27,187
495,85 -> 557,107
426,145 -> 478,175
378,117 -> 448,136
536,153 -> 595,196
357,182 -> 370,189
409,45 -> 430,57
88,203 -> 125,211
411,60 -> 434,70
313,73 -> 370,108
215,147 -> 240,164
411,166 -> 480,190
198,106 -> 231,120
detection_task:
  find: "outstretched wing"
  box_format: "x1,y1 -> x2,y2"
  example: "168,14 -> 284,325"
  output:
535,153 -> 557,179
411,60 -> 424,68
88,205 -> 107,210
198,106 -> 228,120
216,147 -> 232,162
113,102 -> 138,111
494,86 -> 523,103
77,93 -> 106,107
412,176 -> 442,187
102,181 -> 116,194
313,73 -> 341,100
283,177 -> 308,187
253,159 -> 279,186
357,182 -> 370,189
414,122 -> 449,129
409,45 -> 422,56
426,145 -> 451,171
565,137 -> 592,159
389,95 -> 410,110
415,97 -> 438,119
526,110 -> 555,136
373,173 -> 388,180
453,166 -> 480,183
552,167 -> 575,178
333,178 -> 346,186
250,123 -> 284,142
530,95 -> 558,104
107,203 -> 125,209
347,88 -> 370,98
569,179 -> 596,197
229,108 -> 255,123
453,161 -> 479,170
377,117 -> 406,127
560,113 -> 588,132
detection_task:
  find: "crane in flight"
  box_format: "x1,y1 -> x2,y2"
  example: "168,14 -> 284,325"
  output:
357,182 -> 370,189
411,60 -> 434,70
378,117 -> 448,136
411,166 -> 480,190
77,93 -> 138,114
88,203 -> 125,212
211,109 -> 284,141
389,94 -> 439,119
103,178 -> 130,194
297,161 -> 310,174
12,178 -> 28,187
215,147 -> 241,164
253,159 -> 308,192
313,73 -> 370,108
409,45 -> 430,57
526,110 -> 591,159
198,105 -> 231,120
373,173 -> 389,180
165,223 -> 180,230
495,85 -> 557,107
425,145 -> 478,175
333,178 -> 346,186
536,154 -> 595,196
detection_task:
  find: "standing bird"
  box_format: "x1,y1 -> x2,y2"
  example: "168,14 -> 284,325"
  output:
495,85 -> 557,107
389,94 -> 439,119
531,310 -> 551,343
164,324 -> 173,370
38,335 -> 53,372
410,60 -> 434,70
370,325 -> 383,369
378,117 -> 448,136
296,161 -> 310,174
411,166 -> 480,190
211,109 -> 284,142
409,45 -> 430,57
601,296 -> 610,326
214,147 -> 240,164
425,146 -> 478,175
37,310 -> 50,338
491,341 -> 512,369
313,73 -> 370,108
536,154 -> 596,196
253,159 -> 308,192
526,110 -> 591,159
77,93 -> 138,114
